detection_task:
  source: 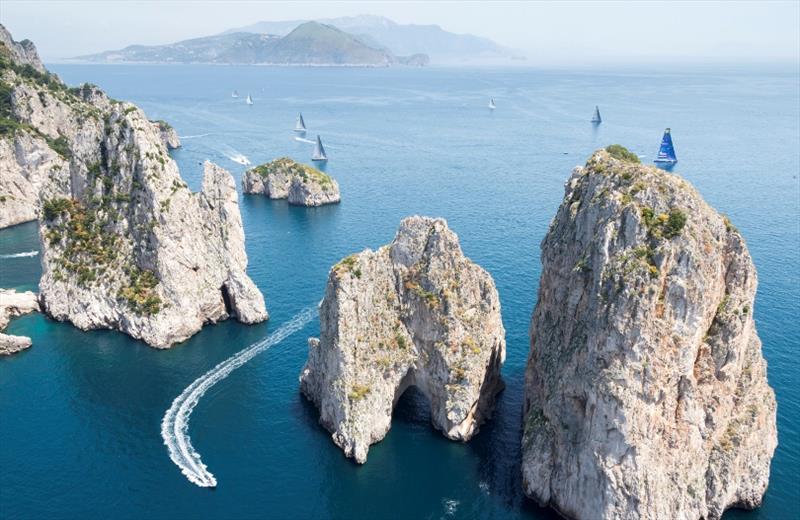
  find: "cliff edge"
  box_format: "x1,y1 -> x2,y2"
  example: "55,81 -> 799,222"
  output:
521,148 -> 777,519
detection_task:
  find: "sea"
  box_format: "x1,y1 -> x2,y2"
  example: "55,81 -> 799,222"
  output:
1,64 -> 798,519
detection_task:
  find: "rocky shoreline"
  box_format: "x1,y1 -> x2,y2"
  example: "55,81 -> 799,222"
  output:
0,289 -> 39,355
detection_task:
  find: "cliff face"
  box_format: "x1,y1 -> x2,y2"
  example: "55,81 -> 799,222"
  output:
300,216 -> 505,463
242,157 -> 340,206
0,289 -> 39,355
0,26 -> 267,347
153,120 -> 181,150
522,149 -> 777,519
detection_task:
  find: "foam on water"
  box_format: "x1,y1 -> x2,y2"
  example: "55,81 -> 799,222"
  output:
161,307 -> 316,487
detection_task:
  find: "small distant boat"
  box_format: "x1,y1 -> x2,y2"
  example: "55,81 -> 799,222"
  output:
294,113 -> 307,132
245,94 -> 253,106
591,105 -> 602,123
231,90 -> 239,98
311,135 -> 327,162
488,98 -> 496,110
654,128 -> 678,164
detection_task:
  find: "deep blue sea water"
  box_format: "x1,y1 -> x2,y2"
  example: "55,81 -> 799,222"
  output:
1,64 -> 798,519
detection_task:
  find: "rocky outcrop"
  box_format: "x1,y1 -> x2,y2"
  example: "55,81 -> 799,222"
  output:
0,24 -> 45,73
300,216 -> 505,463
521,148 -> 777,519
153,120 -> 181,149
243,157 -> 340,206
0,26 -> 267,347
0,289 -> 40,355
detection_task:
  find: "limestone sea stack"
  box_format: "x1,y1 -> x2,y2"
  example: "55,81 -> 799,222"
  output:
242,157 -> 340,206
0,289 -> 40,355
0,25 -> 267,347
300,216 -> 505,463
521,147 -> 777,519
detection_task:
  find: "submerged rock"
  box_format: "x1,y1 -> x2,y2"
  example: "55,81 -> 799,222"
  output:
521,148 -> 777,519
242,157 -> 340,206
300,216 -> 505,463
0,289 -> 39,355
0,26 -> 267,347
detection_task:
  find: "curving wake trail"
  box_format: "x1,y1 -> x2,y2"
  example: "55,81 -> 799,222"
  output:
161,307 -> 316,487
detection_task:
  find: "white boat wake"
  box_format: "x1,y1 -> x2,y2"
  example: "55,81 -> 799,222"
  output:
294,136 -> 316,144
219,145 -> 251,166
161,307 -> 316,488
179,133 -> 213,139
1,250 -> 38,259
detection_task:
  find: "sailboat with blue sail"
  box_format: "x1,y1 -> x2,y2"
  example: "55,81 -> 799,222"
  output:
654,128 -> 678,164
591,105 -> 602,123
311,135 -> 327,162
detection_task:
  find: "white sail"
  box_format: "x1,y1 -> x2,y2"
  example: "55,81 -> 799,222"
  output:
246,95 -> 253,105
488,98 -> 496,110
294,113 -> 307,132
231,90 -> 239,98
311,135 -> 327,161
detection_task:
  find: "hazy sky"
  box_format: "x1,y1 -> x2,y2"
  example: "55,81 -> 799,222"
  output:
2,1 -> 799,64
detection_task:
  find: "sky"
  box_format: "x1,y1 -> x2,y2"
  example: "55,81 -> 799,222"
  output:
1,1 -> 799,65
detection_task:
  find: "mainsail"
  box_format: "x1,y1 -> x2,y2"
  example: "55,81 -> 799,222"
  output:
489,98 -> 496,110
654,128 -> 678,163
312,135 -> 327,161
295,113 -> 307,132
592,105 -> 602,123
232,90 -> 239,98
246,94 -> 253,105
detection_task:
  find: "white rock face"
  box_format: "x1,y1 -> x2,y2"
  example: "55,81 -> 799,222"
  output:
0,132 -> 69,228
152,120 -> 181,149
0,289 -> 39,355
0,26 -> 267,347
522,149 -> 777,520
242,157 -> 340,206
300,216 -> 505,463
0,23 -> 45,72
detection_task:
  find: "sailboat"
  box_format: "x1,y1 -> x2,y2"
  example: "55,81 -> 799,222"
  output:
488,98 -> 496,110
245,94 -> 253,106
294,113 -> 307,133
231,90 -> 239,98
654,128 -> 678,164
311,135 -> 327,162
591,105 -> 602,123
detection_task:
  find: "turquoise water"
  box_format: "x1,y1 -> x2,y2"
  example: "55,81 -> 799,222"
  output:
1,65 -> 798,519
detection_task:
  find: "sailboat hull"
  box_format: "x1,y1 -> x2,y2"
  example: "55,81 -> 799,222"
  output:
654,159 -> 678,164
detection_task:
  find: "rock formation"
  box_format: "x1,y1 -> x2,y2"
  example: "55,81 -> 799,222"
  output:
0,289 -> 39,355
0,25 -> 267,347
521,148 -> 777,519
153,120 -> 181,150
300,216 -> 505,463
242,157 -> 340,206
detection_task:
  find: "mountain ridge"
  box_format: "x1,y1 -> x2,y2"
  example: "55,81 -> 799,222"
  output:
76,21 -> 428,67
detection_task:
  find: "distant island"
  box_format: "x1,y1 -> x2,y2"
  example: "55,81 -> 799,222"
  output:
77,21 -> 429,67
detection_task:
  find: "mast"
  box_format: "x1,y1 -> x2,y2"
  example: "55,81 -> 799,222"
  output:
654,128 -> 678,163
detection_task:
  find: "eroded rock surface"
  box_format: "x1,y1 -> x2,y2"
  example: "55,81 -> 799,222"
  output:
0,26 -> 267,347
0,289 -> 39,355
522,148 -> 777,519
243,157 -> 340,206
153,120 -> 181,149
301,216 -> 505,463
